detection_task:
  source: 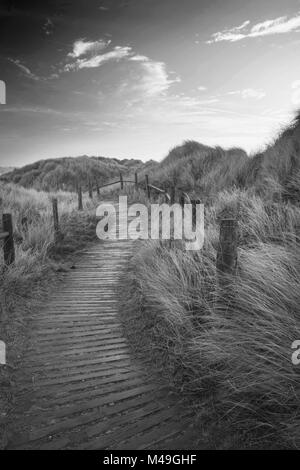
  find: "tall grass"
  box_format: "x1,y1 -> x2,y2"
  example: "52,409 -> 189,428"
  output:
0,182 -> 98,263
121,196 -> 300,448
0,181 -> 102,447
120,113 -> 300,448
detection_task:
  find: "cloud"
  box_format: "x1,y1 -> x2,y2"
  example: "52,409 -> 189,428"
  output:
8,58 -> 40,81
227,88 -> 266,100
63,39 -> 180,97
68,38 -> 111,58
198,86 -> 207,91
291,80 -> 300,106
128,55 -> 180,96
292,80 -> 300,89
1,106 -> 65,115
65,46 -> 132,71
129,54 -> 149,62
207,12 -> 300,43
43,18 -> 54,36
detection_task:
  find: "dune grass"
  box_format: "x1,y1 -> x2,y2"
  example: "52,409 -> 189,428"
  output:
120,193 -> 300,448
0,182 -> 102,447
1,112 -> 300,449
119,110 -> 300,450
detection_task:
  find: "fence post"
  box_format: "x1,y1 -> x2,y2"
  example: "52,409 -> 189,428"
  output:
135,172 -> 138,190
170,186 -> 175,204
120,173 -> 124,190
216,218 -> 238,289
145,175 -> 150,199
21,216 -> 28,233
88,179 -> 93,199
191,199 -> 201,226
2,213 -> 15,266
78,185 -> 83,210
179,193 -> 185,208
52,198 -> 60,242
96,180 -> 100,198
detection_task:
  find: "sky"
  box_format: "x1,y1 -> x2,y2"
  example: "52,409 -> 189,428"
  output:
1,0 -> 300,166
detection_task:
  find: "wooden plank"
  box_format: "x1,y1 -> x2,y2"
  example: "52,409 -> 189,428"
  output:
7,201 -> 199,450
15,395 -> 164,448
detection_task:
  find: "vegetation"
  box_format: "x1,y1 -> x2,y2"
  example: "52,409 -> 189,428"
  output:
1,155 -> 157,192
120,112 -> 300,449
0,182 -> 101,447
134,114 -> 300,205
0,168 -> 14,176
1,109 -> 299,449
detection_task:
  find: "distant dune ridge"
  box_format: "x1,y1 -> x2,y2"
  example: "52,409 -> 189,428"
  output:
140,111 -> 300,204
0,155 -> 158,192
2,111 -> 300,203
0,167 -> 14,176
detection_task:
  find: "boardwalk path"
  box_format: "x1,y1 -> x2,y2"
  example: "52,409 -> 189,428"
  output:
7,203 -> 200,450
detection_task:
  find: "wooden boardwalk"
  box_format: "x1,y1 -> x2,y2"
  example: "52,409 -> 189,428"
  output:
7,203 -> 201,450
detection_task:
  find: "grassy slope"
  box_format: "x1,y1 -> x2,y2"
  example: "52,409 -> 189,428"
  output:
120,113 -> 300,449
1,155 -> 158,193
0,168 -> 14,176
0,182 -> 101,447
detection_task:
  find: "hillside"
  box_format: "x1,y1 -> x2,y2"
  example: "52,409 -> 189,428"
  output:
137,112 -> 300,205
120,111 -> 300,449
0,167 -> 14,176
0,156 -> 158,192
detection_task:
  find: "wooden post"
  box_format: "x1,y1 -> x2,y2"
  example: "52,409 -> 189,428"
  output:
21,216 -> 28,233
145,175 -> 150,199
191,199 -> 201,226
96,180 -> 100,198
135,172 -> 138,190
120,173 -> 124,190
2,213 -> 15,265
78,185 -> 83,211
52,198 -> 60,241
216,218 -> 238,288
170,186 -> 175,204
88,179 -> 93,199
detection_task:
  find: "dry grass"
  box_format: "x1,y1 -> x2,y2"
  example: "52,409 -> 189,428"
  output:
120,182 -> 300,449
0,182 -> 101,447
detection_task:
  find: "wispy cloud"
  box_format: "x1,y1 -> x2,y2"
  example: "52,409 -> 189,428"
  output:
0,105 -> 65,115
128,55 -> 180,96
64,38 -> 134,71
64,39 -> 180,97
43,18 -> 54,36
207,12 -> 300,43
68,38 -> 111,58
65,46 -> 132,71
227,88 -> 266,100
8,58 -> 40,81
